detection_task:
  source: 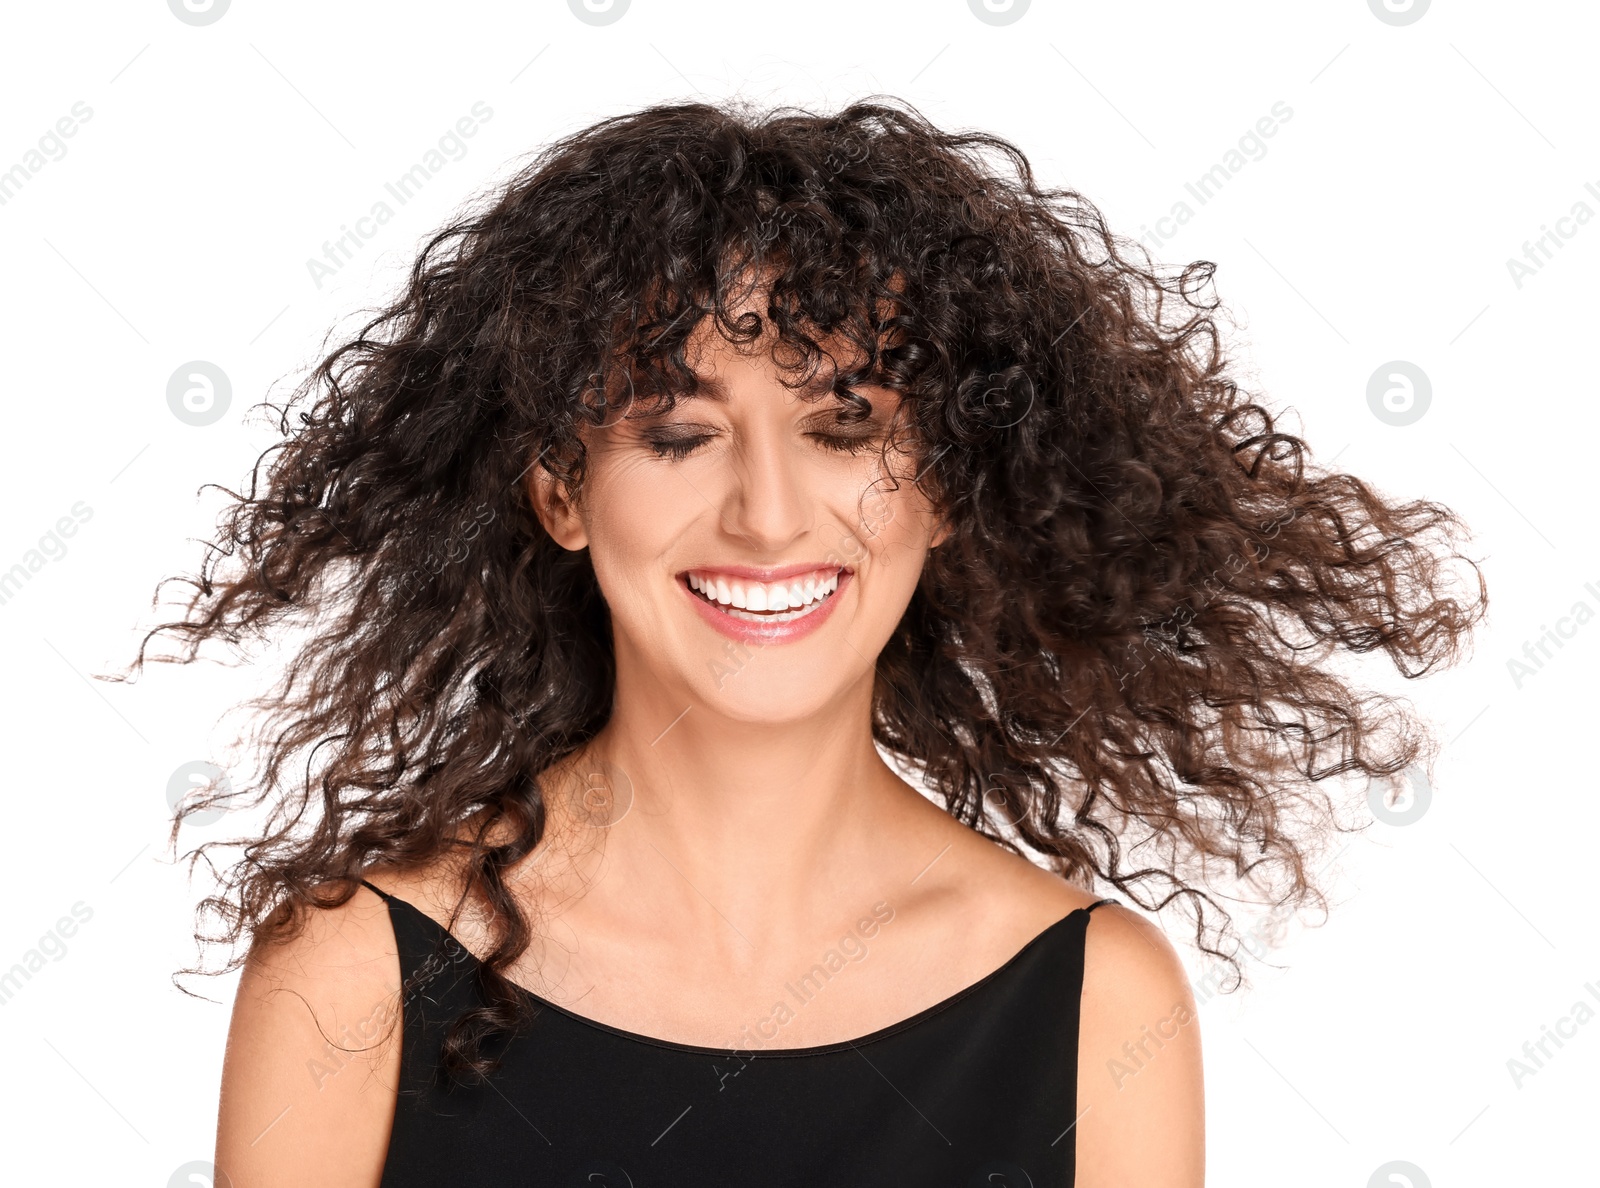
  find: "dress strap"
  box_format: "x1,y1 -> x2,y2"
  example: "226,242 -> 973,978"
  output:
357,877 -> 392,902
1085,897 -> 1119,912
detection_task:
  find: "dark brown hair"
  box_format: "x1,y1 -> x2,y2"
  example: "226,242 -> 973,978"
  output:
112,96 -> 1487,1086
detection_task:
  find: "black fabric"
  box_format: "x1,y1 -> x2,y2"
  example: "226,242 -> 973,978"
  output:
359,878 -> 1117,1187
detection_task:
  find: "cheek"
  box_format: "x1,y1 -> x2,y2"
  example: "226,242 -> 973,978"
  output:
812,452 -> 930,563
580,456 -> 693,596
865,469 -> 938,545
846,480 -> 938,589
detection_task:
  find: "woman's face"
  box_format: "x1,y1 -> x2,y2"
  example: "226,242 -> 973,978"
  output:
532,297 -> 947,723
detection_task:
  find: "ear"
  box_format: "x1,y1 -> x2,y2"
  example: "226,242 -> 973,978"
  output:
527,458 -> 589,551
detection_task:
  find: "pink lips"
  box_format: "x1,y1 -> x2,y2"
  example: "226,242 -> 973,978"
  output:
679,567 -> 851,646
681,561 -> 845,582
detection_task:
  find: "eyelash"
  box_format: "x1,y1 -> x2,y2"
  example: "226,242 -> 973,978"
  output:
646,431 -> 879,460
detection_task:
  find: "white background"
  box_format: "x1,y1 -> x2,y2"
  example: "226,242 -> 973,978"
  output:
0,1 -> 1595,1184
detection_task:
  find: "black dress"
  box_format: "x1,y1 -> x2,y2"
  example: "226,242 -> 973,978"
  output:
358,878 -> 1117,1187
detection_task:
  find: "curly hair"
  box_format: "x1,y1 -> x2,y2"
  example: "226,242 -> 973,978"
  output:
112,95 -> 1487,1087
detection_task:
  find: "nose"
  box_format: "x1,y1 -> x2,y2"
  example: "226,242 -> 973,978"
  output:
718,416 -> 813,554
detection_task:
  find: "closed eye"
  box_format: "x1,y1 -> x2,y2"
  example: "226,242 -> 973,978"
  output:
643,430 -> 881,459
809,431 -> 880,455
647,433 -> 712,460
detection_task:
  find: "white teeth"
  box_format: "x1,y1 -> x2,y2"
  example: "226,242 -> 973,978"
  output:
684,569 -> 842,619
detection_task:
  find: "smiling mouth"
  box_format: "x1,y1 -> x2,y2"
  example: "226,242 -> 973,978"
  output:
682,567 -> 844,623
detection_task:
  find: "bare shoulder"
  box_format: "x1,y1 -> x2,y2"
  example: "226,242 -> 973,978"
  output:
356,823 -> 511,947
215,877 -> 408,1188
358,853 -> 473,930
1075,902 -> 1206,1186
921,811 -> 1204,1184
923,812 -> 1105,940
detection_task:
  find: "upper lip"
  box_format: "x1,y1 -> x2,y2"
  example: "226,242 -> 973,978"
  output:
677,562 -> 851,581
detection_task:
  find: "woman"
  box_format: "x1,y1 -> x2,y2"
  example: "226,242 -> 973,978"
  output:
139,97 -> 1484,1185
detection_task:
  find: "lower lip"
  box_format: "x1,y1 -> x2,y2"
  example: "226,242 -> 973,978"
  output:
680,572 -> 851,646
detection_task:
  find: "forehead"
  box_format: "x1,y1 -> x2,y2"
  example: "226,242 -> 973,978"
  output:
673,312 -> 885,399
651,358 -> 905,423
610,266 -> 907,411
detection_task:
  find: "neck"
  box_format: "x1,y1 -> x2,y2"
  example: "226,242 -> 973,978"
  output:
537,661 -> 936,953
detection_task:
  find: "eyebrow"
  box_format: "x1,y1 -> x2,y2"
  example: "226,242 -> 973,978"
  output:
679,374 -> 729,403
675,372 -> 871,403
